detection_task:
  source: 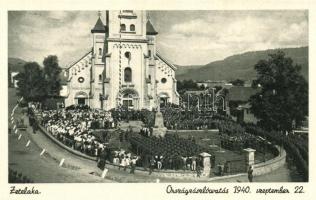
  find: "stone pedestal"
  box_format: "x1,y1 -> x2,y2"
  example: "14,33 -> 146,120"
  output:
152,111 -> 167,137
243,148 -> 256,170
200,152 -> 212,176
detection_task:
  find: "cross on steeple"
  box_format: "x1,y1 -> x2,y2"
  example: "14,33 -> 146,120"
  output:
146,12 -> 150,20
98,10 -> 101,18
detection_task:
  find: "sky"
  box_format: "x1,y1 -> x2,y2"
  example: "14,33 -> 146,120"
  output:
8,10 -> 308,67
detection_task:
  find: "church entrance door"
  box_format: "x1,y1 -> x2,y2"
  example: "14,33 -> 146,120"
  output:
75,91 -> 88,106
119,89 -> 139,110
78,98 -> 86,105
158,93 -> 169,108
122,94 -> 134,109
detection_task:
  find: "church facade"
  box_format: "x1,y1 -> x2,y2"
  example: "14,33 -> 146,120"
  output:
60,10 -> 179,110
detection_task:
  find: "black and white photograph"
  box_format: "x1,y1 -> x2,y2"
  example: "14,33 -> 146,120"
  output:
2,1 -> 315,198
6,9 -> 309,184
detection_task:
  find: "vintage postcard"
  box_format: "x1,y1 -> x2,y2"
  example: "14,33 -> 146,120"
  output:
0,0 -> 314,200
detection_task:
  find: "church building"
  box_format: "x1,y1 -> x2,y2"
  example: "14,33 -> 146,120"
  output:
60,10 -> 179,110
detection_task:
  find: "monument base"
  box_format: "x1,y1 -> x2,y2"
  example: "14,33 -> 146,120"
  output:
152,127 -> 167,137
152,111 -> 167,137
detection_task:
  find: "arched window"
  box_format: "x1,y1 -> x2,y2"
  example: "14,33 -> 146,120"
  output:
99,74 -> 102,82
99,48 -> 102,56
130,24 -> 135,31
120,24 -> 126,32
124,67 -> 132,82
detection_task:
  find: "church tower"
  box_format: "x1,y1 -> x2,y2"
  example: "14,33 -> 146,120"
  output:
105,10 -> 149,110
62,10 -> 179,110
90,12 -> 106,109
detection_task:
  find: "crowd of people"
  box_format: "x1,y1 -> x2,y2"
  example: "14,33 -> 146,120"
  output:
110,108 -> 155,128
31,105 -> 116,158
129,134 -> 206,172
25,102 -> 282,178
160,108 -> 237,131
97,147 -> 204,176
97,148 -> 140,174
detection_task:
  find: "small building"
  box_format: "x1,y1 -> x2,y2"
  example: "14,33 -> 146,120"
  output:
236,102 -> 258,124
196,80 -> 232,89
227,86 -> 260,123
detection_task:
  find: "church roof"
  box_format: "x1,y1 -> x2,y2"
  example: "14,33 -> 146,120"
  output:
91,17 -> 106,33
156,52 -> 177,70
65,49 -> 92,70
146,20 -> 158,35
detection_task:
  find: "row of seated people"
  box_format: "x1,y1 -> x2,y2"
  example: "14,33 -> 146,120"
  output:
37,107 -> 115,157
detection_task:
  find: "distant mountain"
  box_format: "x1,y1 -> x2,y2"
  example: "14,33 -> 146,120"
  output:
175,64 -> 204,76
8,57 -> 27,72
176,47 -> 308,81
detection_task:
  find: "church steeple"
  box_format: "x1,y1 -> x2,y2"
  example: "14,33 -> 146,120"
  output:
91,12 -> 106,33
146,20 -> 158,35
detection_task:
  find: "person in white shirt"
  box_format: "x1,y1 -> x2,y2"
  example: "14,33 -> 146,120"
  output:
119,157 -> 127,171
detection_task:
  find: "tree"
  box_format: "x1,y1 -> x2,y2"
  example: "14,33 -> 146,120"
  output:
199,84 -> 206,90
231,79 -> 245,86
15,62 -> 47,101
249,51 -> 308,132
177,79 -> 201,95
43,55 -> 62,97
214,85 -> 223,93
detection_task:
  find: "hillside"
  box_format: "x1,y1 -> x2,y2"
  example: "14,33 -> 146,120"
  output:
8,57 -> 27,72
176,47 -> 308,81
175,64 -> 204,76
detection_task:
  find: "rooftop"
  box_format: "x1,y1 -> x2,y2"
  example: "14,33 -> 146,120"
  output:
146,20 -> 158,35
91,17 -> 106,33
228,86 -> 260,102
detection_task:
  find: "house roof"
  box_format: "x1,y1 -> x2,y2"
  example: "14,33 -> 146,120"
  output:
228,86 -> 260,102
146,20 -> 158,35
238,102 -> 251,109
91,17 -> 106,33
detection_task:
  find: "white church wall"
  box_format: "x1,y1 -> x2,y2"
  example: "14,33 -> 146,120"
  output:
64,52 -> 92,107
106,41 -> 148,109
90,63 -> 104,109
93,34 -> 105,65
156,58 -> 176,104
